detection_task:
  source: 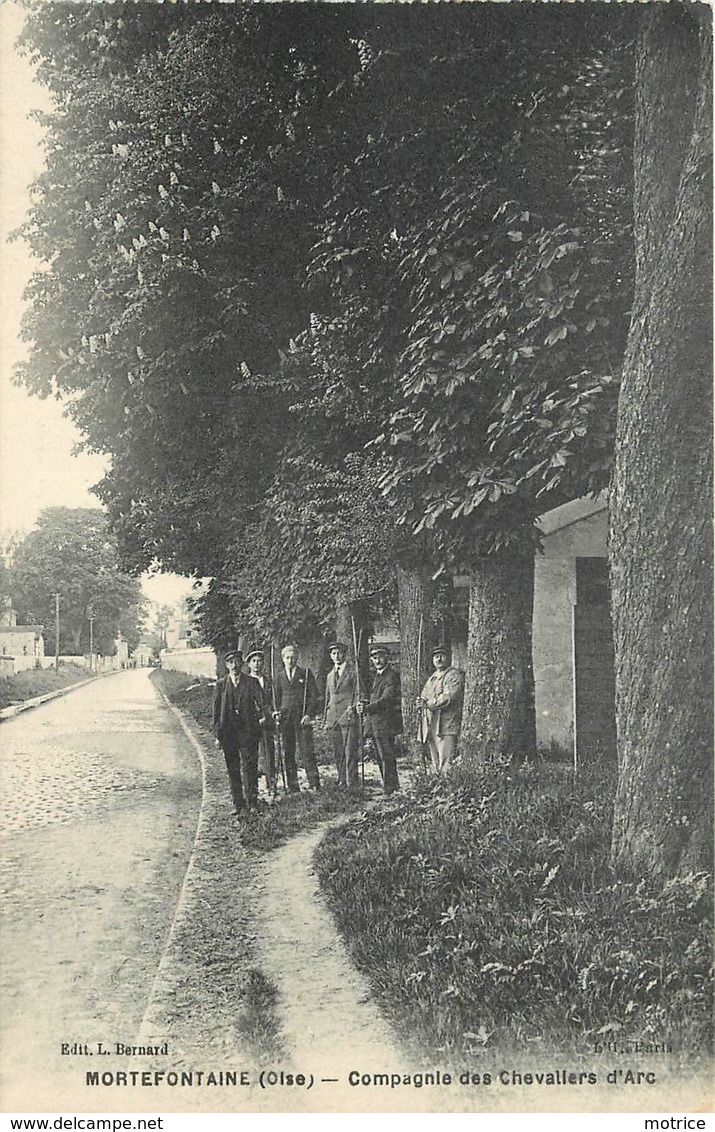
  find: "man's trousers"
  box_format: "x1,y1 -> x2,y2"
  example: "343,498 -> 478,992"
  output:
221,729 -> 259,809
374,734 -> 400,794
331,722 -> 359,788
258,731 -> 277,795
280,719 -> 321,790
427,717 -> 458,774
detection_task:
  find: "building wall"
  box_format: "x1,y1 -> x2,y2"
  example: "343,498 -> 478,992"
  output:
533,557 -> 577,752
0,628 -> 45,672
39,655 -> 121,672
533,501 -> 609,754
160,646 -> 218,679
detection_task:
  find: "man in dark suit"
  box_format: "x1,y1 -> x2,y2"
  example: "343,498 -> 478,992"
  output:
212,649 -> 262,814
246,647 -> 278,797
358,644 -> 402,794
273,644 -> 321,792
324,641 -> 359,789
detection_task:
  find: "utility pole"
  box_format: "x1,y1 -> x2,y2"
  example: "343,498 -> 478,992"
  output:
54,592 -> 60,669
87,603 -> 94,673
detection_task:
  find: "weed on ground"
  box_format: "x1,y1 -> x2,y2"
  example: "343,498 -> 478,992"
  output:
314,758 -> 713,1069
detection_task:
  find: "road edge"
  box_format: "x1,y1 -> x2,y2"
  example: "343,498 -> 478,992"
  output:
133,681 -> 212,1044
0,669 -> 120,722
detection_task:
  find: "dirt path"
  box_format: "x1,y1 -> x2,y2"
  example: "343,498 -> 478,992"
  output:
257,818 -> 411,1079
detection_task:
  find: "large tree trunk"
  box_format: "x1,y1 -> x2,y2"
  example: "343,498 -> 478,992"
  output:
396,564 -> 436,760
610,7 -> 713,879
461,552 -> 536,763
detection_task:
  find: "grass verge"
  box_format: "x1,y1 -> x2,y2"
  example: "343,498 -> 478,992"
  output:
313,758 -> 713,1069
0,662 -> 92,711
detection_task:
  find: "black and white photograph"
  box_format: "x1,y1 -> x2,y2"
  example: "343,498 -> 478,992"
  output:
0,0 -> 712,1119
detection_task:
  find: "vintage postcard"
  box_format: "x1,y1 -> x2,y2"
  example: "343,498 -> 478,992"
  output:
0,0 -> 712,1118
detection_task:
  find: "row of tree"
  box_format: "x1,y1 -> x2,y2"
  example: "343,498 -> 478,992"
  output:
2,508 -> 145,655
16,3 -> 712,878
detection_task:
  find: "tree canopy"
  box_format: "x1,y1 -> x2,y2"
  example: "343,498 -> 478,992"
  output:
9,507 -> 146,654
16,4 -> 637,652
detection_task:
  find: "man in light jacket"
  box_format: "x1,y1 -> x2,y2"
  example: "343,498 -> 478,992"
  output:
273,644 -> 320,792
324,641 -> 360,789
418,644 -> 464,774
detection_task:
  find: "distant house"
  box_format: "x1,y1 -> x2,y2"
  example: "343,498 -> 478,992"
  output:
164,608 -> 199,651
132,639 -> 155,667
0,600 -> 45,673
115,633 -> 129,668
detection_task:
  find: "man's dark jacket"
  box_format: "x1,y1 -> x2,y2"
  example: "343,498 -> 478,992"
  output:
364,665 -> 403,739
213,673 -> 262,742
250,673 -> 275,733
273,666 -> 319,723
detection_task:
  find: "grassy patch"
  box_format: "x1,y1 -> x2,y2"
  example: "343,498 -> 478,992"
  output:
236,784 -> 367,851
314,758 -> 713,1067
0,662 -> 92,710
233,967 -> 285,1062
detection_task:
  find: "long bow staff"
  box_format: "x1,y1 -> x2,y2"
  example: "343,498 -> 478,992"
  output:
416,612 -> 428,771
350,615 -> 365,793
270,644 -> 288,794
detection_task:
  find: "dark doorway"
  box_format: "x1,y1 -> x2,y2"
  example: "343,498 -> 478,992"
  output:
573,558 -> 617,764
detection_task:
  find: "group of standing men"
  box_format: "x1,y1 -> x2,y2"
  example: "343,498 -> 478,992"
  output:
213,637 -> 464,815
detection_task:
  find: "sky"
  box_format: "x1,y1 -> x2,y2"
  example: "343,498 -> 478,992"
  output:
0,3 -> 193,612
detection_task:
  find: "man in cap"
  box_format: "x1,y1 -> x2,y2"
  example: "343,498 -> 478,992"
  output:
246,647 -> 277,798
418,644 -> 464,774
212,650 -> 262,814
357,644 -> 402,794
273,644 -> 321,792
324,641 -> 360,789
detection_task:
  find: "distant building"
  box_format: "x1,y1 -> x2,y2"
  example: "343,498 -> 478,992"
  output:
132,639 -> 155,667
0,600 -> 45,672
115,633 -> 129,668
164,604 -> 200,651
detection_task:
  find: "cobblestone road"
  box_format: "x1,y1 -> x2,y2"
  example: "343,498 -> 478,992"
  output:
0,669 -> 202,1109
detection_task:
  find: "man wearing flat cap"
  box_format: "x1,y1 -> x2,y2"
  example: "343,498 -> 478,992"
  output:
324,641 -> 360,789
212,649 -> 262,814
246,647 -> 277,797
357,644 -> 402,794
418,644 -> 464,774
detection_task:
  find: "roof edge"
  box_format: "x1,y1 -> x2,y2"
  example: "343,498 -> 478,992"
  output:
537,491 -> 608,537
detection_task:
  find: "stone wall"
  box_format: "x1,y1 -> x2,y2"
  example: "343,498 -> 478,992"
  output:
532,495 -> 609,755
160,647 -> 218,679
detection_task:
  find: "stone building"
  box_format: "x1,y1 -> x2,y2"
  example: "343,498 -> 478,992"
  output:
0,599 -> 45,674
533,491 -> 615,764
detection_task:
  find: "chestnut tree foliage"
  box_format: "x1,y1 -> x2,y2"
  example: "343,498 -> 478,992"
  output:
18,3 -> 637,757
